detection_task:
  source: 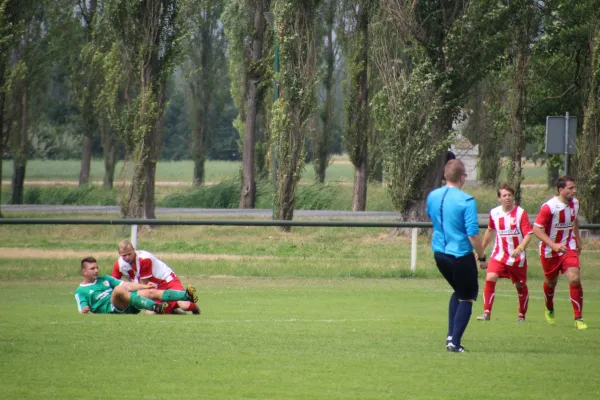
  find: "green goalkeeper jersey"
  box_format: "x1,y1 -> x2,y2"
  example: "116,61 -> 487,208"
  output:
75,275 -> 133,314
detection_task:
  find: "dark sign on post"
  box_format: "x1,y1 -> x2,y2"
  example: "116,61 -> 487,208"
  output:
545,113 -> 577,175
545,116 -> 577,154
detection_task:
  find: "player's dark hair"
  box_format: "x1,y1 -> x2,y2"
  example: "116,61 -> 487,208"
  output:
81,256 -> 97,269
556,176 -> 575,192
497,183 -> 515,197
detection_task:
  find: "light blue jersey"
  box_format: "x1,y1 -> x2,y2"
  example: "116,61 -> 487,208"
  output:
426,186 -> 480,257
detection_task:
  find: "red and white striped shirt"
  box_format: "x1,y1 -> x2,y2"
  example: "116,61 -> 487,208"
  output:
534,197 -> 579,258
112,250 -> 177,287
488,205 -> 533,267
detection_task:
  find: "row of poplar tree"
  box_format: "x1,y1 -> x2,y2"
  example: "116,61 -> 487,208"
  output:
1,1 -> 600,226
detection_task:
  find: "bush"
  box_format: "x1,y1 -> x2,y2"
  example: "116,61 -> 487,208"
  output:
19,185 -> 117,205
159,180 -> 240,208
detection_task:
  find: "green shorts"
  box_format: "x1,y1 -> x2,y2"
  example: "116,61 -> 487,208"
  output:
109,292 -> 143,314
111,304 -> 141,314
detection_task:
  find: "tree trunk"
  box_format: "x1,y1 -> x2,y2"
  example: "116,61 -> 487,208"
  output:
240,78 -> 258,206
0,64 -> 5,217
276,150 -> 299,232
344,3 -> 369,211
100,120 -> 118,190
145,85 -> 166,218
192,124 -> 206,187
79,126 -> 93,185
239,3 -> 266,208
11,161 -> 26,205
144,160 -> 157,220
352,157 -> 368,211
508,45 -> 529,204
11,82 -> 28,205
125,153 -> 146,218
313,0 -> 335,184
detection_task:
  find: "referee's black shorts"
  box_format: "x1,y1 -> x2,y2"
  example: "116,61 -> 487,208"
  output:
434,252 -> 478,301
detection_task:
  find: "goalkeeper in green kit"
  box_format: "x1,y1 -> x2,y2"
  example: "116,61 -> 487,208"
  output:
75,256 -> 198,314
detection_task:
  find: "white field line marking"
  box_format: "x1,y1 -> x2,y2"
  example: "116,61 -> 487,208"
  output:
45,318 -> 391,325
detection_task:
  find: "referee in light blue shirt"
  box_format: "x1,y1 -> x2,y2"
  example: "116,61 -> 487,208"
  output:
426,159 -> 487,353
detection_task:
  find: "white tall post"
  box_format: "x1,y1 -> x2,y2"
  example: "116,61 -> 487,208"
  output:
130,225 -> 138,248
410,228 -> 418,272
564,111 -> 569,175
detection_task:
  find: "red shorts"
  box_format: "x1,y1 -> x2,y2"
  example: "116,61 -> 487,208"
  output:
540,250 -> 580,281
156,276 -> 184,291
487,259 -> 527,285
153,277 -> 185,311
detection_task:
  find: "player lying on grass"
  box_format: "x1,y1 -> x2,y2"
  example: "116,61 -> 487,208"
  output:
113,240 -> 200,315
75,256 -> 198,315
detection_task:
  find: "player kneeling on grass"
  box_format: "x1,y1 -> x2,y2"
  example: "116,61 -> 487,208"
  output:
113,240 -> 200,315
75,256 -> 198,315
477,184 -> 533,322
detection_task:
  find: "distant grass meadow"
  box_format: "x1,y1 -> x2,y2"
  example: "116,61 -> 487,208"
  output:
1,159 -> 556,214
3,160 -> 600,399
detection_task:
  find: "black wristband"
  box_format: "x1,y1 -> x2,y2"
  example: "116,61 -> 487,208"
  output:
478,255 -> 486,262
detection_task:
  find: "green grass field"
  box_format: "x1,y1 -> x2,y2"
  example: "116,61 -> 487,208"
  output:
2,223 -> 600,399
2,278 -> 600,399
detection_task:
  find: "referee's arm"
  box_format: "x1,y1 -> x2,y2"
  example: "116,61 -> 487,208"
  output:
464,198 -> 487,268
469,234 -> 485,260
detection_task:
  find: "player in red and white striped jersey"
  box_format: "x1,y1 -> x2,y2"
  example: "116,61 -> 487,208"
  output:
112,240 -> 200,315
477,184 -> 533,322
533,176 -> 587,330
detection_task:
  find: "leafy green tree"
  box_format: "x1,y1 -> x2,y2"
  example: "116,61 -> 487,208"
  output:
463,77 -> 507,186
100,0 -> 187,219
0,0 -> 16,216
223,0 -> 271,208
339,0 -> 377,211
48,0 -> 103,186
270,0 -> 321,229
374,0 -> 511,220
183,0 -> 228,187
311,0 -> 338,183
74,1 -> 101,186
577,15 -> 600,223
5,0 -> 48,205
504,1 -> 542,204
527,0 -> 595,198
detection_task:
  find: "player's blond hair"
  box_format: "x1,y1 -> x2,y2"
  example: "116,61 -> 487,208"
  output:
118,239 -> 135,252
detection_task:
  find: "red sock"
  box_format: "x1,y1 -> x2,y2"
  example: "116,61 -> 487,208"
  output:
164,301 -> 178,314
569,284 -> 584,319
517,285 -> 529,316
483,280 -> 496,316
184,302 -> 198,312
543,281 -> 555,310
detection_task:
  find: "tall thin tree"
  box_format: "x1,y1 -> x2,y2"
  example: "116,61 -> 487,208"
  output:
340,0 -> 374,211
224,0 -> 270,208
270,0 -> 321,230
184,0 -> 228,187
